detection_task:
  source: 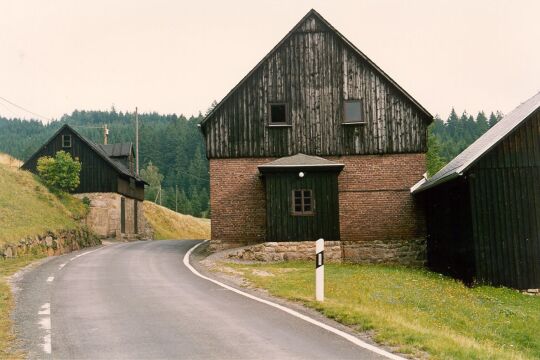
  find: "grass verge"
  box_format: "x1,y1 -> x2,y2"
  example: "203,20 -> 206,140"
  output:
222,261 -> 540,359
0,254 -> 45,359
0,164 -> 84,246
144,201 -> 210,240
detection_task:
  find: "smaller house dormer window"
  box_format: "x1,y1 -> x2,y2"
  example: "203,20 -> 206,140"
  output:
269,103 -> 290,126
62,135 -> 72,148
343,99 -> 365,124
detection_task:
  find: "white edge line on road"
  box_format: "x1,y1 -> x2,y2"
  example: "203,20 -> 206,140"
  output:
46,276 -> 54,283
183,241 -> 406,360
69,247 -> 103,262
38,303 -> 51,354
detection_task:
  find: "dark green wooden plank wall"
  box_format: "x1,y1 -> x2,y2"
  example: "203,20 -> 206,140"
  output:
264,171 -> 340,241
469,111 -> 540,289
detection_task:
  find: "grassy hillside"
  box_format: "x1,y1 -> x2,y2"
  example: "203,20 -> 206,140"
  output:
0,153 -> 22,168
144,201 -> 210,240
0,162 -> 86,246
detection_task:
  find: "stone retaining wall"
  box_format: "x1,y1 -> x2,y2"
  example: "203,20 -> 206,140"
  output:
1,227 -> 101,259
223,241 -> 342,262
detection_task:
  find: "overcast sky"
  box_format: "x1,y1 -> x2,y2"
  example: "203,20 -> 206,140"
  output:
1,0 -> 539,122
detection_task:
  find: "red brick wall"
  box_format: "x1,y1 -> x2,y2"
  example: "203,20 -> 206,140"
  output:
330,154 -> 427,264
209,154 -> 426,264
209,158 -> 271,249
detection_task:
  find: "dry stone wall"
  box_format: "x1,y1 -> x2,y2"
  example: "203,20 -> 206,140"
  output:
223,241 -> 342,262
1,227 -> 100,259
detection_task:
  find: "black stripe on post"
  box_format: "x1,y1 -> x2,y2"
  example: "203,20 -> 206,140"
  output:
316,251 -> 324,268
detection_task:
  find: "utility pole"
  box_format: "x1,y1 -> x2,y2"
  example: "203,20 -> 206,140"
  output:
135,107 -> 139,176
104,124 -> 109,144
175,185 -> 178,212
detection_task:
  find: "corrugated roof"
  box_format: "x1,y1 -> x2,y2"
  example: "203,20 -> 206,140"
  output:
258,153 -> 344,171
412,91 -> 540,194
98,143 -> 132,157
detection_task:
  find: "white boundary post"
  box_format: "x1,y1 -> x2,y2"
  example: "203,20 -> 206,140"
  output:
316,238 -> 324,302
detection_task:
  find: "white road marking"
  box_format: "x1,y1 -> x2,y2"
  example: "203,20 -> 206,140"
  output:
58,263 -> 66,270
184,241 -> 406,360
46,276 -> 54,283
38,303 -> 51,354
69,247 -> 102,262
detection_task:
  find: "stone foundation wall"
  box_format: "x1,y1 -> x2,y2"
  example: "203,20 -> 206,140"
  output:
1,227 -> 101,259
74,193 -> 147,240
223,241 -> 342,262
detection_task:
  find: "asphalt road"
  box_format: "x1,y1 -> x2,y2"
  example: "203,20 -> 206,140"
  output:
12,240 -> 388,359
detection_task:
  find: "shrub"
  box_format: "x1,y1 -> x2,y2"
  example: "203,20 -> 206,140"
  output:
81,196 -> 91,207
36,151 -> 81,193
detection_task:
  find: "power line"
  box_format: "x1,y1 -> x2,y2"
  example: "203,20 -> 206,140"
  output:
0,96 -> 52,121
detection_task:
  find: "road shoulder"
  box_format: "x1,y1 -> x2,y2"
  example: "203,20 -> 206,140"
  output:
190,242 -> 407,359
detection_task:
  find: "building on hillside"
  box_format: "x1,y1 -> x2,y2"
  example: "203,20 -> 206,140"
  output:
200,9 -> 433,264
22,124 -> 148,239
412,91 -> 540,289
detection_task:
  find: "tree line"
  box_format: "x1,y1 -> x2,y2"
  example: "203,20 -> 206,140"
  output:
0,106 -> 502,217
0,108 -> 210,217
427,109 -> 503,175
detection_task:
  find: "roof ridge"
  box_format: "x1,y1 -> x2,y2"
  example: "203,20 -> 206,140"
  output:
200,9 -> 432,128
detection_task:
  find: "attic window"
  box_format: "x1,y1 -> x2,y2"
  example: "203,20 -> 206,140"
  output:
292,189 -> 314,216
269,103 -> 289,126
62,135 -> 72,148
343,100 -> 365,124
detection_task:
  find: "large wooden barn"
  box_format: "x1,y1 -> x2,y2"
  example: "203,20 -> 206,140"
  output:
412,91 -> 540,289
22,124 -> 147,239
200,10 -> 433,264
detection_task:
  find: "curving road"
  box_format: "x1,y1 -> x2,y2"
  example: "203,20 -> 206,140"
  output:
12,240 -> 389,359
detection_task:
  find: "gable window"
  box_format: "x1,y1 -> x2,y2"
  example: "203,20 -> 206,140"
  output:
269,103 -> 289,126
343,99 -> 365,124
62,135 -> 72,148
292,189 -> 314,216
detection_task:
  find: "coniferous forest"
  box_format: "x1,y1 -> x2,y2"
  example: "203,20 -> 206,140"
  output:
0,107 -> 502,217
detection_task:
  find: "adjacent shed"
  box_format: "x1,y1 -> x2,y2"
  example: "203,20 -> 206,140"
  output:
22,124 -> 148,239
412,91 -> 540,289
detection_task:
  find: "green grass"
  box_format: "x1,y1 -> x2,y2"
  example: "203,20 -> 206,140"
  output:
223,262 -> 540,359
0,254 -> 45,359
0,164 -> 84,246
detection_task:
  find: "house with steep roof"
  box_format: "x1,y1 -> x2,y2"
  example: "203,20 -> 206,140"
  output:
22,124 -> 148,239
200,9 -> 432,264
412,91 -> 540,289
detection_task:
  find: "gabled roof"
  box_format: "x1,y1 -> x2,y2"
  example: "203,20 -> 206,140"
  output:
200,9 -> 432,128
25,124 -> 147,184
412,91 -> 540,194
98,143 -> 133,158
258,153 -> 344,172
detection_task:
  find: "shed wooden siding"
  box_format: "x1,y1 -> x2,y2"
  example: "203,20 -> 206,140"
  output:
203,15 -> 429,159
23,127 -> 119,194
469,111 -> 540,289
264,171 -> 340,241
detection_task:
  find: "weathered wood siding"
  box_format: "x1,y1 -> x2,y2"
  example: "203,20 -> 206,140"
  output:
264,171 -> 340,241
203,15 -> 429,158
469,111 -> 540,289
